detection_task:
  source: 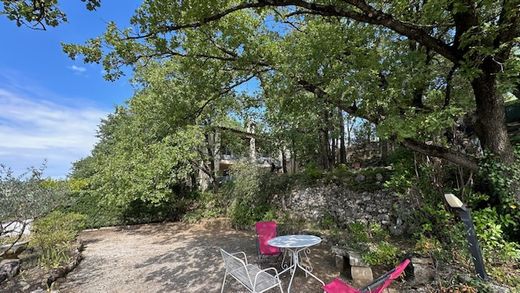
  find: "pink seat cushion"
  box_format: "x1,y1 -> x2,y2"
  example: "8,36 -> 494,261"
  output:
255,221 -> 281,255
323,278 -> 360,293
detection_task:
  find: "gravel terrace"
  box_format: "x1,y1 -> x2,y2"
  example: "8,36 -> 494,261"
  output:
58,219 -> 338,293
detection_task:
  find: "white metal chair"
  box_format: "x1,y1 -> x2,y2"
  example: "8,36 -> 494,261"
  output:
220,248 -> 284,293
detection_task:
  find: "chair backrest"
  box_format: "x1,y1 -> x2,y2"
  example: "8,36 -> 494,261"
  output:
220,249 -> 254,288
361,258 -> 410,293
255,221 -> 281,255
220,249 -> 246,272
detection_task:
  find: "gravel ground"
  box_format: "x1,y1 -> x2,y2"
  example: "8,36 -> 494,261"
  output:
58,219 -> 338,293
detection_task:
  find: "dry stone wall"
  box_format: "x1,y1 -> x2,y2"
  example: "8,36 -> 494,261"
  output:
283,185 -> 404,231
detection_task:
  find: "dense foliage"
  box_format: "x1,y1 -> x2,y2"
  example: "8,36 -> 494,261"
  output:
0,0 -> 100,29
29,211 -> 86,268
0,164 -> 69,256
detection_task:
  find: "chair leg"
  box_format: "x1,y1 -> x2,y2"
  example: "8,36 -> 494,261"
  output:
220,271 -> 228,293
278,280 -> 284,293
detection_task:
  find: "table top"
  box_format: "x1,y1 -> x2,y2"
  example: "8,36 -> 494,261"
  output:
267,235 -> 321,248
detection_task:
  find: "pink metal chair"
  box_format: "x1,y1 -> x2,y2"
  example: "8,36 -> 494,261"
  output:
323,258 -> 410,293
255,221 -> 283,263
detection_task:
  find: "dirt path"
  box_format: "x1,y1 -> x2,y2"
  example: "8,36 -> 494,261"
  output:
58,219 -> 337,293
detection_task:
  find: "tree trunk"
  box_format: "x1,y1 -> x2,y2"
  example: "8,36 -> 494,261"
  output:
282,147 -> 288,173
471,60 -> 515,164
339,109 -> 347,164
319,129 -> 330,170
381,140 -> 388,165
291,139 -> 297,174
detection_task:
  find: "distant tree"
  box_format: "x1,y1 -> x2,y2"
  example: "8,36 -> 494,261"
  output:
0,0 -> 100,29
0,164 -> 67,257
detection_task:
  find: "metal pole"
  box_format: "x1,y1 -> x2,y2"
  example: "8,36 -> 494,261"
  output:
456,207 -> 488,280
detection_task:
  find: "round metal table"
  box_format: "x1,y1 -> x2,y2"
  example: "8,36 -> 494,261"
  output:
268,235 -> 324,293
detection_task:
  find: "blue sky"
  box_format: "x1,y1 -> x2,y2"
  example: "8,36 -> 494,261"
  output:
0,1 -> 141,178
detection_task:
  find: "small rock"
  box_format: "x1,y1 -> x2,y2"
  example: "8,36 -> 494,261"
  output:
0,259 -> 20,284
375,173 -> 383,181
411,257 -> 435,284
488,283 -> 510,293
335,255 -> 346,271
457,274 -> 472,284
355,174 -> 366,183
351,266 -> 374,287
331,246 -> 347,256
378,214 -> 390,222
348,251 -> 369,267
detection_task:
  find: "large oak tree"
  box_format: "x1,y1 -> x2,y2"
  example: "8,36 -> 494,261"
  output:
62,0 -> 519,161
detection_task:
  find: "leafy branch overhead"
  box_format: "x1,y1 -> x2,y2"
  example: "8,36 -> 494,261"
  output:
0,0 -> 101,29
62,1 -> 518,171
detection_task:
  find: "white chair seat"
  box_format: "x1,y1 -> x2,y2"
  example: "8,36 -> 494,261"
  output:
220,249 -> 283,293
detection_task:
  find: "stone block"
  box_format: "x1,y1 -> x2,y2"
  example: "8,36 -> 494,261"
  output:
331,246 -> 347,256
351,266 -> 373,287
0,259 -> 20,284
335,254 -> 345,271
348,251 -> 369,267
411,257 -> 435,284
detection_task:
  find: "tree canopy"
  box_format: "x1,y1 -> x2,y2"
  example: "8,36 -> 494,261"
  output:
63,0 -> 519,205
0,0 -> 100,29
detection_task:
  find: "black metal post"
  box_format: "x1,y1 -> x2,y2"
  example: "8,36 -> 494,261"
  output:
456,207 -> 488,280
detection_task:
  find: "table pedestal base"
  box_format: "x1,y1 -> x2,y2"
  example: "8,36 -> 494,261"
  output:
278,247 -> 324,293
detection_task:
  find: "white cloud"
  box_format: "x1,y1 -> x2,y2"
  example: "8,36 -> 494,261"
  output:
0,88 -> 109,178
69,65 -> 87,73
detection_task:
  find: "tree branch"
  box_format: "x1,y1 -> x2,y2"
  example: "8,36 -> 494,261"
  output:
443,64 -> 458,109
296,78 -> 480,171
126,2 -> 271,40
124,0 -> 458,62
402,139 -> 479,171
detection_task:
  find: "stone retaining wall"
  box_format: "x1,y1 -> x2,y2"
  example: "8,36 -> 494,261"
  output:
282,185 -> 403,230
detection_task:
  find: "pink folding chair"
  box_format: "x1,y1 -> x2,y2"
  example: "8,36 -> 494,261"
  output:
323,258 -> 410,293
255,221 -> 283,264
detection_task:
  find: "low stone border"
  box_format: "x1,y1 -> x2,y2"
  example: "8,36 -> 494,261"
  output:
331,246 -> 435,287
47,240 -> 84,289
0,258 -> 21,284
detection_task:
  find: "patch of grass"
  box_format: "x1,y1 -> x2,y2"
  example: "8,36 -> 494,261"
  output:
29,211 -> 86,268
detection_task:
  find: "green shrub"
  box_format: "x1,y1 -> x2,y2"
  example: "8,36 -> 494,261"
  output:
224,162 -> 274,227
182,191 -> 224,223
473,207 -> 520,264
29,211 -> 86,268
347,222 -> 370,243
368,222 -> 388,242
319,212 -> 336,230
479,148 -> 520,240
362,241 -> 400,267
301,163 -> 324,183
65,190 -> 124,228
414,235 -> 443,257
344,222 -> 401,267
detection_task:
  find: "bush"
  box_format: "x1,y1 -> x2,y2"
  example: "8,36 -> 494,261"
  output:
362,241 -> 400,267
66,177 -> 193,228
65,189 -> 124,228
224,162 -> 276,227
182,191 -> 224,223
479,148 -> 520,240
473,207 -> 520,264
29,211 -> 86,268
344,222 -> 401,267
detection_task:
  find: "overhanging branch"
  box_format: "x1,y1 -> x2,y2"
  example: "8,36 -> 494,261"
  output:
296,78 -> 480,171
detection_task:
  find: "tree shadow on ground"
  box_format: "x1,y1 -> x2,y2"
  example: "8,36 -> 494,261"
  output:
59,219 -> 338,293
